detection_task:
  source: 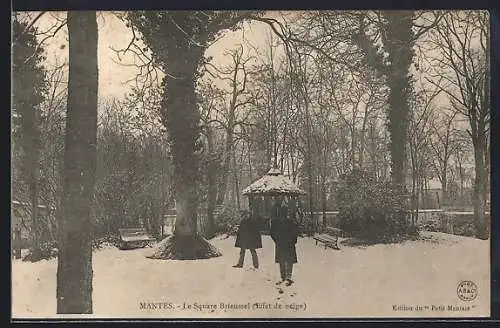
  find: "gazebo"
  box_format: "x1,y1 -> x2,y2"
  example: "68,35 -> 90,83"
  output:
242,167 -> 306,233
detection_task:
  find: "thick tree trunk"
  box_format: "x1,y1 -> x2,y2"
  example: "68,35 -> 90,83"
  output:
474,19 -> 490,238
168,53 -> 199,238
472,136 -> 488,239
147,36 -> 221,260
57,11 -> 98,314
384,11 -> 414,185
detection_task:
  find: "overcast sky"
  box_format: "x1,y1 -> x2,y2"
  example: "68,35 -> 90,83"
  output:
30,11 -> 281,101
21,10 -> 486,131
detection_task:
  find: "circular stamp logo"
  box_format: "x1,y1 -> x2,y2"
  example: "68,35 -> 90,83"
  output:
457,280 -> 478,301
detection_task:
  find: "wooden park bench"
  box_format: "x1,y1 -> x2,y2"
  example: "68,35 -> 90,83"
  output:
118,228 -> 157,250
313,226 -> 343,250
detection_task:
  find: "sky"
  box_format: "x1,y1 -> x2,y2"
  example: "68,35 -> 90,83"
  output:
29,11 -> 282,101
18,10 -> 485,134
13,10 -> 484,175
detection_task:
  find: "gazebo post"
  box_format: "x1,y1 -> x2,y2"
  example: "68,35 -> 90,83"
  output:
248,195 -> 255,220
287,195 -> 296,220
297,196 -> 304,226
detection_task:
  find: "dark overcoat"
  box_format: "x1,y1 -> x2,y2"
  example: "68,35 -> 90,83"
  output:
235,218 -> 262,249
270,206 -> 299,263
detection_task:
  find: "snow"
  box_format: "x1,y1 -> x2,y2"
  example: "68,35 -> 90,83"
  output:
243,169 -> 305,196
12,232 -> 490,319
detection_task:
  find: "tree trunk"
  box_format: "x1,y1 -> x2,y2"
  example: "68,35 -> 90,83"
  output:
14,227 -> 22,259
441,168 -> 447,206
474,17 -> 490,238
359,120 -> 367,169
409,139 -> 417,225
384,11 -> 414,185
321,135 -> 328,231
147,35 -> 221,260
216,107 -> 235,206
20,86 -> 41,257
232,148 -> 241,211
247,141 -> 253,178
368,122 -> 378,177
472,135 -> 488,239
28,109 -> 40,252
321,175 -> 327,231
57,11 -> 98,314
350,126 -> 356,169
205,128 -> 217,239
458,157 -> 464,202
420,175 -> 426,209
29,169 -> 39,250
306,142 -> 315,230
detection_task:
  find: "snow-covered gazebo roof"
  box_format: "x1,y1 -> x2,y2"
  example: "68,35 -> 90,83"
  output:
242,167 -> 306,196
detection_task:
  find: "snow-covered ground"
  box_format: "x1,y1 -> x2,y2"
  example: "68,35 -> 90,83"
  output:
12,232 -> 490,319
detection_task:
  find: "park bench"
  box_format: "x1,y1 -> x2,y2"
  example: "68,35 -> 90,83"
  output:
313,226 -> 343,250
118,228 -> 156,250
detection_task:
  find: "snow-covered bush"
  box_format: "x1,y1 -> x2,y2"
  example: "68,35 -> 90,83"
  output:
22,241 -> 58,262
336,169 -> 415,242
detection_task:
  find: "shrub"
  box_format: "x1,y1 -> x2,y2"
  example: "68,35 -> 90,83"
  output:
213,206 -> 242,236
422,220 -> 442,232
92,235 -> 122,250
454,222 -> 475,237
22,241 -> 58,262
336,169 -> 415,242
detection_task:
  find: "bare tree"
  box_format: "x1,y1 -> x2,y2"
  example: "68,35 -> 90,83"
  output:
407,87 -> 439,222
203,46 -> 255,207
426,11 -> 490,238
428,108 -> 459,205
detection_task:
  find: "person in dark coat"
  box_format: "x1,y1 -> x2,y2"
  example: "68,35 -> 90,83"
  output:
233,210 -> 262,269
270,197 -> 299,286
